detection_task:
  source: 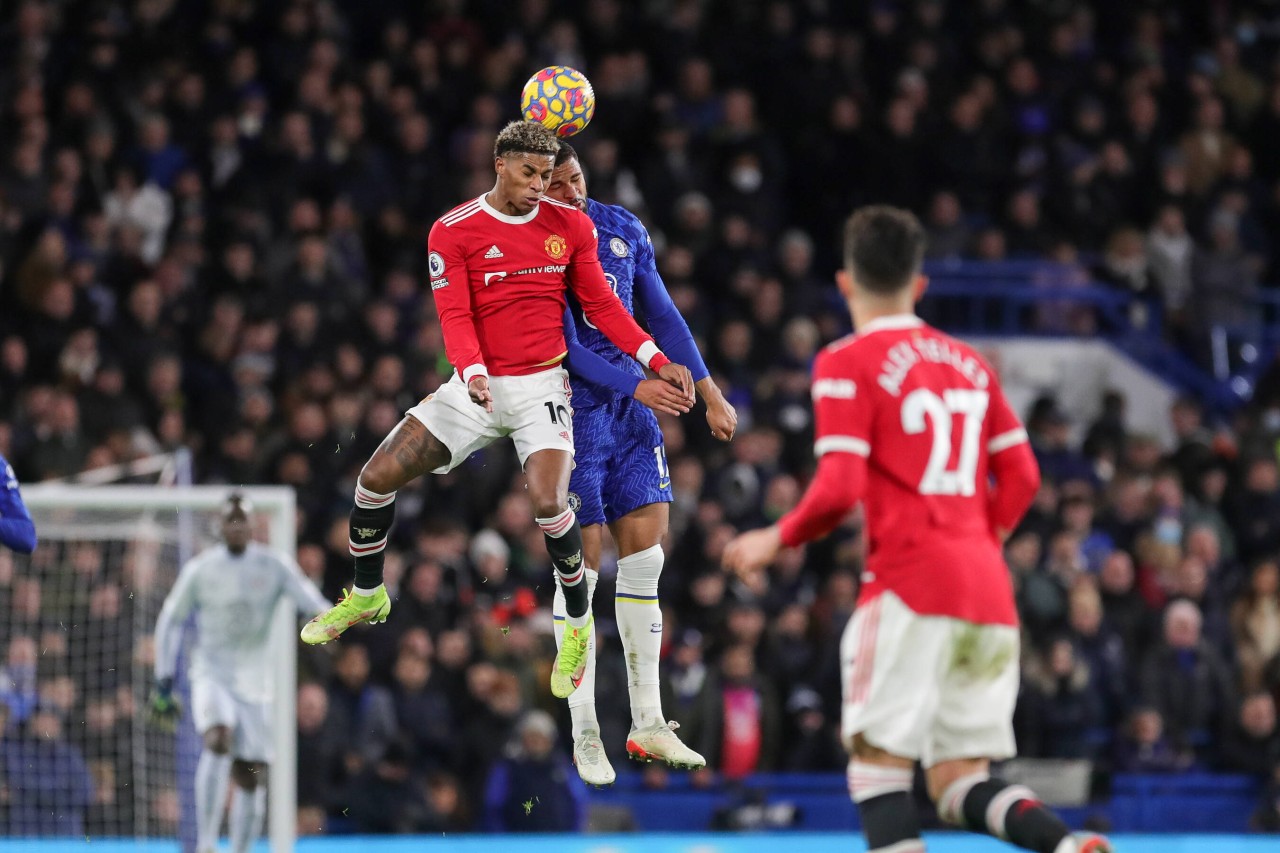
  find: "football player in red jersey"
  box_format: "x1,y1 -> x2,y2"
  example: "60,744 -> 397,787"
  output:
303,121 -> 694,701
724,207 -> 1111,853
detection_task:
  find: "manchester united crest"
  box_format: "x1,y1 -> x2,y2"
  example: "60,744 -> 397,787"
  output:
544,234 -> 567,259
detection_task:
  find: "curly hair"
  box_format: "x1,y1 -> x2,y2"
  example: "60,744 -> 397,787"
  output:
493,120 -> 560,160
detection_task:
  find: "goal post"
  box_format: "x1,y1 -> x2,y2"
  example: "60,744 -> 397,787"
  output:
13,484 -> 297,853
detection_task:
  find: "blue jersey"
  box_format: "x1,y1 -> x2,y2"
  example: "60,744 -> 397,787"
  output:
561,199 -> 710,525
564,199 -> 651,408
564,199 -> 709,409
0,454 -> 36,553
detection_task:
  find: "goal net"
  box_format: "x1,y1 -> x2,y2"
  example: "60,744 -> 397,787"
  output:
7,485 -> 297,853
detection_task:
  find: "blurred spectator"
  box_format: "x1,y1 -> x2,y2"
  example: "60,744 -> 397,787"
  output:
296,683 -> 344,818
390,640 -> 457,771
2,709 -> 94,835
1139,600 -> 1235,755
1018,635 -> 1103,759
1179,97 -> 1236,197
327,644 -> 398,774
1190,208 -> 1259,346
1232,559 -> 1280,694
1113,706 -> 1191,773
102,165 -> 172,265
779,687 -> 844,771
694,644 -> 781,779
482,710 -> 585,833
1066,579 -> 1129,725
1225,456 -> 1280,564
345,738 -> 440,834
1028,401 -> 1093,486
1146,205 -> 1195,330
0,636 -> 38,726
1219,692 -> 1280,776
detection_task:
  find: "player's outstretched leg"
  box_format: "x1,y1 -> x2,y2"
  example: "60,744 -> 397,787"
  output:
553,570 -> 615,786
935,769 -> 1112,853
302,415 -> 453,644
300,478 -> 393,644
617,543 -> 704,769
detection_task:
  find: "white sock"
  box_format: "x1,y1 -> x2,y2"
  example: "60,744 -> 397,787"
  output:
1053,839 -> 1082,853
555,569 -> 600,739
195,750 -> 231,851
615,544 -> 664,728
229,784 -> 267,853
352,584 -> 383,596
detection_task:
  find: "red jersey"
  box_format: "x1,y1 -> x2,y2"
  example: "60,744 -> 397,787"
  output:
781,315 -> 1039,625
427,195 -> 668,381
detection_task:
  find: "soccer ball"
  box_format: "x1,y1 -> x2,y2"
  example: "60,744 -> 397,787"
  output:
521,66 -> 596,138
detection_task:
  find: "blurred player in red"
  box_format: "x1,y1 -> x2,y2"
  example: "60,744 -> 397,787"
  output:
724,206 -> 1111,853
303,121 -> 694,704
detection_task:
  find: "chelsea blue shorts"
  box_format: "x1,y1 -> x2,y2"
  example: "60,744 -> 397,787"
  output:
568,395 -> 671,526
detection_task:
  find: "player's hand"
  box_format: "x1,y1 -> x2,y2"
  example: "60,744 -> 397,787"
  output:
468,376 -> 494,413
656,362 -> 695,403
722,525 -> 782,579
634,379 -> 693,416
147,678 -> 183,732
706,396 -> 737,442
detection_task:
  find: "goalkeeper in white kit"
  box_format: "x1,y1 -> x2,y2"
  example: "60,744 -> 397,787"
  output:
150,494 -> 329,853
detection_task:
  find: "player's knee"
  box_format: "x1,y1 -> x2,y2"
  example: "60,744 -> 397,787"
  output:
927,758 -> 990,810
204,726 -> 232,755
529,489 -> 568,521
231,760 -> 267,790
616,543 -> 663,592
358,459 -> 400,496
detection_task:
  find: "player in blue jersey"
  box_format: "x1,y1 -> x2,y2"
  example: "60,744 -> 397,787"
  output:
551,142 -> 737,785
0,454 -> 36,554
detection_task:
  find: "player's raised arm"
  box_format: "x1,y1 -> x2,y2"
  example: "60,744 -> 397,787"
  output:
565,212 -> 693,397
631,228 -> 736,440
561,306 -> 692,416
427,220 -> 491,410
723,349 -> 869,576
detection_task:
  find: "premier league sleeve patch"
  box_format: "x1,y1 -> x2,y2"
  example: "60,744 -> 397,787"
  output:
428,252 -> 445,277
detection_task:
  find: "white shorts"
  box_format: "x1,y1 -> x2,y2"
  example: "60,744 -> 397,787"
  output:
840,590 -> 1019,768
407,367 -> 574,474
191,677 -> 272,763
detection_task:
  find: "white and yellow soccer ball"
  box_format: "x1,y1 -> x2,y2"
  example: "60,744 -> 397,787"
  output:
520,65 -> 596,138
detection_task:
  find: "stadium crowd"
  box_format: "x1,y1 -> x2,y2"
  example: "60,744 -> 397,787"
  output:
3,0 -> 1280,836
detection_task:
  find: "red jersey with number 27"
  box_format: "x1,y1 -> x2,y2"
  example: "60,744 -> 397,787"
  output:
427,195 -> 665,381
808,315 -> 1035,626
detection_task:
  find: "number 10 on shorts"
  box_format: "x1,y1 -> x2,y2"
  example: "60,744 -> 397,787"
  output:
654,445 -> 670,489
545,401 -> 570,425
